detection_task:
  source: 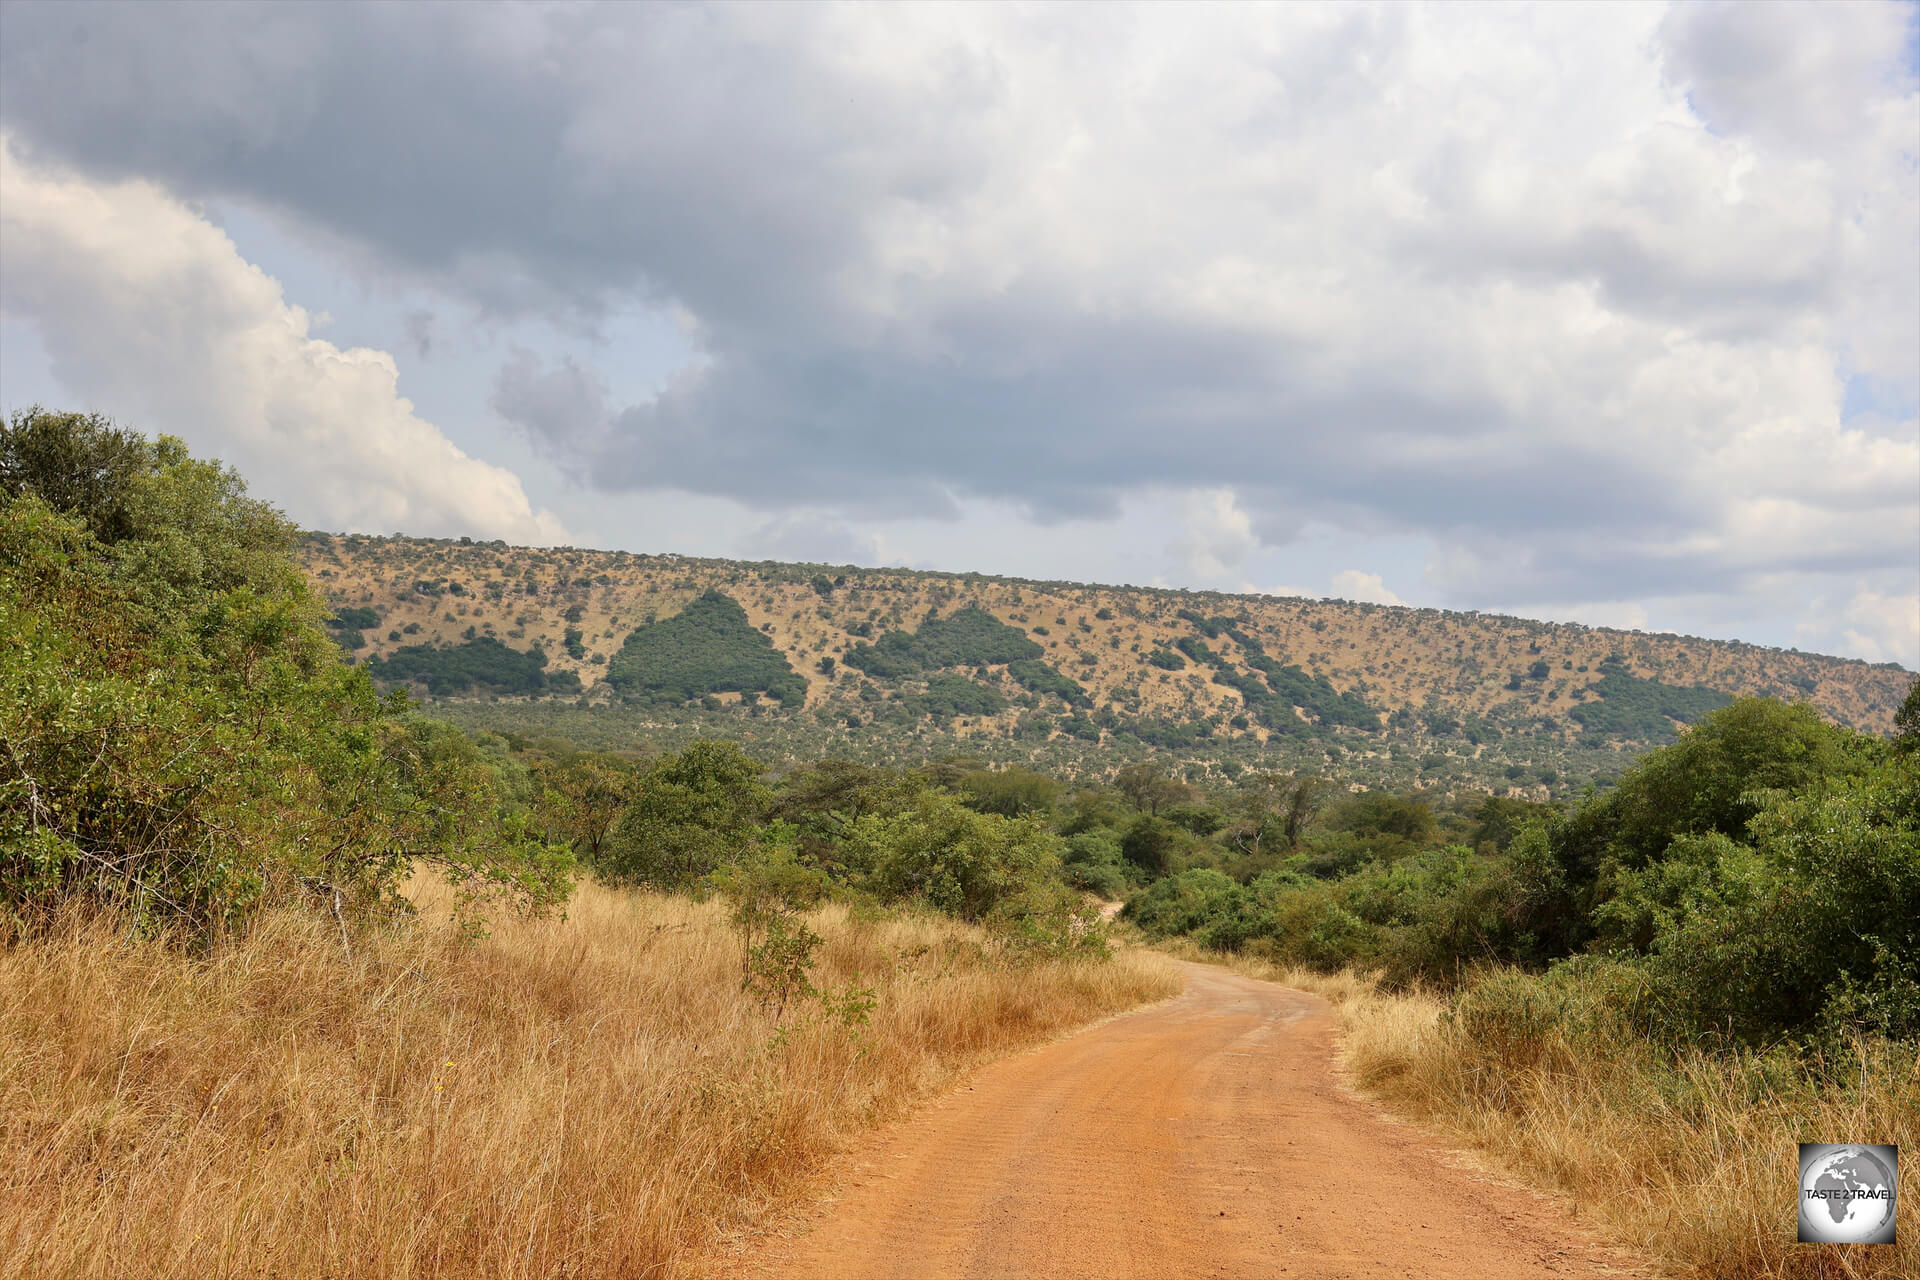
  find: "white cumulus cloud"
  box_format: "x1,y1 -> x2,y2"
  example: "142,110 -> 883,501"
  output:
1841,588 -> 1920,668
0,137 -> 567,544
1169,488 -> 1260,581
1331,570 -> 1407,607
0,3 -> 1912,663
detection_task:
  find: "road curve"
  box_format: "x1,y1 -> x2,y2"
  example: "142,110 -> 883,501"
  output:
734,961 -> 1635,1280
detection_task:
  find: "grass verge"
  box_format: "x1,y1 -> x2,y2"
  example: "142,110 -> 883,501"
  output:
1185,945 -> 1917,1280
1,879 -> 1180,1279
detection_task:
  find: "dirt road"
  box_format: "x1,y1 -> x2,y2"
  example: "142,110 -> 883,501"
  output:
737,962 -> 1634,1279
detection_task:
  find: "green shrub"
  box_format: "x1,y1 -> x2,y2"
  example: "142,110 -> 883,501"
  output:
600,740 -> 771,889
1123,869 -> 1246,938
1607,755 -> 1920,1042
1060,830 -> 1128,896
1120,815 -> 1182,877
957,765 -> 1058,817
843,789 -> 1060,922
0,409 -> 571,938
1061,859 -> 1127,898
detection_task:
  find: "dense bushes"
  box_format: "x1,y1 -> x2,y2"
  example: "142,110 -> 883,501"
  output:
545,741 -> 1102,951
910,672 -> 1009,720
599,740 -> 771,889
843,790 -> 1064,923
1595,754 -> 1918,1041
1007,659 -> 1089,705
0,409 -> 572,938
368,635 -> 561,696
1121,695 -> 1919,1046
844,606 -> 1042,678
606,590 -> 806,707
1568,665 -> 1734,741
1060,830 -> 1128,897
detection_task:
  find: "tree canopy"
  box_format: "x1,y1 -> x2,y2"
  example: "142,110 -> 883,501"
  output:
1,409 -> 571,938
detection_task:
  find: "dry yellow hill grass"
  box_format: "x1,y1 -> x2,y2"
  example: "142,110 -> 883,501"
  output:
300,534 -> 1907,741
0,877 -> 1179,1279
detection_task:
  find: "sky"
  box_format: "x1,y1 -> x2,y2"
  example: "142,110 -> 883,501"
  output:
1,1 -> 1916,667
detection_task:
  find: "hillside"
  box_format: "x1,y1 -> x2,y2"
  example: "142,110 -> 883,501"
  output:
300,533 -> 1910,788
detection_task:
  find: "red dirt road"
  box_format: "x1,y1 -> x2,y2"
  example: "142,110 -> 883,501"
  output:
737,962 -> 1636,1279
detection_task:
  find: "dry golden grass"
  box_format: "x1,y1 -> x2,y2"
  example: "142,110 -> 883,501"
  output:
1201,951 -> 1918,1280
0,879 -> 1180,1279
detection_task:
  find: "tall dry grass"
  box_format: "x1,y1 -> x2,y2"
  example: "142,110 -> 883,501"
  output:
1206,951 -> 1917,1280
0,878 -> 1180,1279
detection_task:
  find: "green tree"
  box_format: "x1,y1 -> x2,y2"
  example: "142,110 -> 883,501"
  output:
1468,795 -> 1555,853
1560,697 -> 1867,884
534,752 -> 641,863
957,765 -> 1059,818
1,407 -> 155,543
1,412 -> 571,938
602,740 -> 771,888
843,789 -> 1060,921
1599,753 -> 1920,1041
1895,676 -> 1920,754
1281,777 -> 1329,851
1120,815 -> 1178,878
1114,762 -> 1188,816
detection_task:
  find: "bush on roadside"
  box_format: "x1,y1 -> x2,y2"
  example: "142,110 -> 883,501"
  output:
1,409 -> 570,939
1126,696 -> 1919,1046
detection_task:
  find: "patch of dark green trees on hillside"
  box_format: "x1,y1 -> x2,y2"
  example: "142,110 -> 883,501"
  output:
844,605 -> 1042,676
910,672 -> 1010,719
1571,663 -> 1734,741
845,605 -> 1089,706
325,605 -> 380,652
607,590 -> 806,707
367,636 -> 578,698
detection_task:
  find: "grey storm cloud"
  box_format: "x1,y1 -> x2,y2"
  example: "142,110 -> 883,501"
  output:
1,0 -> 1914,615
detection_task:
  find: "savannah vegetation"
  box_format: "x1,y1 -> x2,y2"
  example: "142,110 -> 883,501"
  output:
1126,693 -> 1920,1279
297,528 -> 1909,803
7,408 -> 1914,1279
0,410 -> 1177,1278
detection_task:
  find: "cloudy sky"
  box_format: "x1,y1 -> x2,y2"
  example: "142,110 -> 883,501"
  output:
2,2 -> 1915,666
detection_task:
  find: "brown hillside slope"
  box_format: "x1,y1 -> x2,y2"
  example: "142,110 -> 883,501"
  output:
299,534 -> 1906,740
